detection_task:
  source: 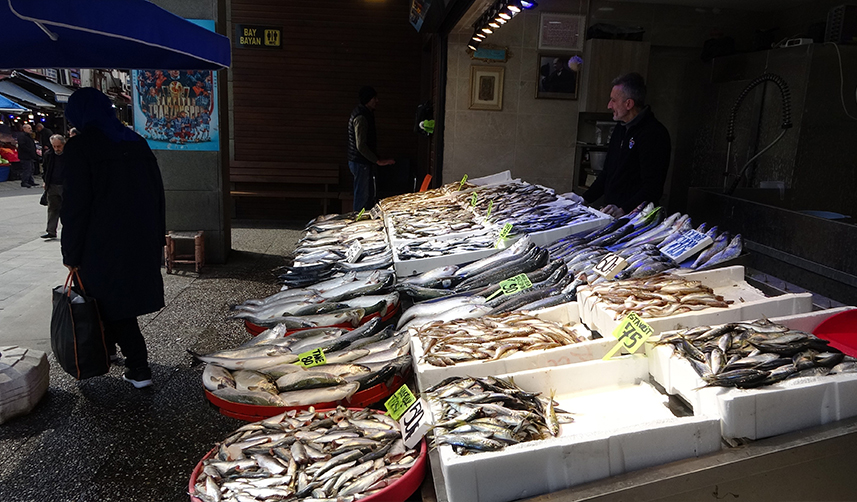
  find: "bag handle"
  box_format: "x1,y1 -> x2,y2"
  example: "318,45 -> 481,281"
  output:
64,269 -> 87,297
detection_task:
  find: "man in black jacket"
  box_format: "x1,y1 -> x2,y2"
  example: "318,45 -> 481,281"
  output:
346,86 -> 395,212
41,134 -> 66,239
16,124 -> 38,187
582,73 -> 671,217
35,123 -> 54,175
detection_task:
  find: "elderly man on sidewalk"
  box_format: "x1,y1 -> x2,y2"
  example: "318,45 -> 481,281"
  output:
41,134 -> 66,239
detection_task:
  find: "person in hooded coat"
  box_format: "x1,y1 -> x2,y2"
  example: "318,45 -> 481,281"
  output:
61,87 -> 166,389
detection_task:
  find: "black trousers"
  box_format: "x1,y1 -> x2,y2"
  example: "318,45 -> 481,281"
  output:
102,317 -> 148,371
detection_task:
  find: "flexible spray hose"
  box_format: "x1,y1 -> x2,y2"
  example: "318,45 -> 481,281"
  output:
724,73 -> 793,195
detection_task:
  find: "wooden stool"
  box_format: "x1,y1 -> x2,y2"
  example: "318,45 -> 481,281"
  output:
165,231 -> 205,273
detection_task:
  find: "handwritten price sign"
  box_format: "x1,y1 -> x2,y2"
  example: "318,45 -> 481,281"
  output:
295,348 -> 326,368
602,312 -> 654,360
593,253 -> 628,279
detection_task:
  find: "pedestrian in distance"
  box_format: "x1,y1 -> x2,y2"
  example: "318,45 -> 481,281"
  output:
35,123 -> 54,175
16,123 -> 38,187
346,85 -> 395,212
61,88 -> 166,389
41,134 -> 67,239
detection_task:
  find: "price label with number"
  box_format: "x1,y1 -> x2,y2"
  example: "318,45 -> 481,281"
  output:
345,240 -> 363,263
486,199 -> 494,219
602,312 -> 654,360
485,273 -> 533,301
459,174 -> 468,190
593,253 -> 629,279
397,397 -> 433,448
659,230 -> 712,263
385,384 -> 417,420
470,192 -> 478,206
295,348 -> 326,368
369,205 -> 382,220
494,223 -> 513,248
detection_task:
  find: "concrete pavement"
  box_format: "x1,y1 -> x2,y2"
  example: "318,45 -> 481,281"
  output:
0,176 -> 67,353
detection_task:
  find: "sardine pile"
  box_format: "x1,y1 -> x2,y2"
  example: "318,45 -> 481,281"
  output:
426,376 -> 569,454
454,181 -> 601,235
192,407 -> 420,502
579,273 -> 731,319
415,312 -> 590,367
386,199 -> 485,240
377,181 -> 471,210
394,229 -> 498,260
655,318 -> 857,388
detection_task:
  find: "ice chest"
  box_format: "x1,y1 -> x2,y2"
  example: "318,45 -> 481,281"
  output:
647,307 -> 857,440
410,302 -> 616,392
428,355 -> 722,502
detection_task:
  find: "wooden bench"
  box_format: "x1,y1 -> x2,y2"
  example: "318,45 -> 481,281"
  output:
229,161 -> 342,214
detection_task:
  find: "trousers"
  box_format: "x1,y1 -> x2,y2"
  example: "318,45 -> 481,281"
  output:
46,184 -> 63,235
19,160 -> 35,187
348,161 -> 373,212
102,317 -> 149,371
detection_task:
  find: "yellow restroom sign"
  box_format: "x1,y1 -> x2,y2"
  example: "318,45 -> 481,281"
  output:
235,25 -> 283,49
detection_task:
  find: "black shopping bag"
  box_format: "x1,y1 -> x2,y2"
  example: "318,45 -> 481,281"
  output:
50,270 -> 110,379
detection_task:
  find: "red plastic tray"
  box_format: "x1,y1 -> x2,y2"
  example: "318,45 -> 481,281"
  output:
813,309 -> 857,357
188,411 -> 427,502
245,302 -> 400,336
204,370 -> 410,422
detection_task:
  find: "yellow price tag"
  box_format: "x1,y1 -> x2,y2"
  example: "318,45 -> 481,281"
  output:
385,384 -> 417,421
495,223 -> 513,248
602,312 -> 654,360
471,192 -> 478,206
294,348 -> 326,368
486,199 -> 494,219
459,174 -> 468,190
356,208 -> 366,220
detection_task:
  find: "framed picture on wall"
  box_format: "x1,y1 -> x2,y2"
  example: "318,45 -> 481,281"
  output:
469,65 -> 504,111
536,54 -> 580,100
538,12 -> 585,51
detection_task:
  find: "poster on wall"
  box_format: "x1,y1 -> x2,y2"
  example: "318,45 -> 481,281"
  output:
131,19 -> 219,151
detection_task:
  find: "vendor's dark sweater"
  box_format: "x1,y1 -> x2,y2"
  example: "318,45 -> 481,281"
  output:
582,107 -> 671,214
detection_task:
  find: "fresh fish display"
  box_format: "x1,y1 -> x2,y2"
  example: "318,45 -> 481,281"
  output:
426,376 -> 571,455
654,318 -> 853,388
378,181 -> 471,210
387,199 -> 486,240
693,234 -> 743,270
415,312 -> 590,367
578,273 -> 731,319
191,407 -> 420,502
394,229 -> 498,260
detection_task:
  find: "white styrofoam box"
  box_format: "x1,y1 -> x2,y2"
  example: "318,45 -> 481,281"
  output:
429,356 -> 722,502
469,171 -> 513,186
647,307 -> 857,440
577,266 -> 813,339
411,302 -> 616,392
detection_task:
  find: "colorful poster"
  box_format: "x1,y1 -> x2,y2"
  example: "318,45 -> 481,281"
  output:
131,19 -> 219,151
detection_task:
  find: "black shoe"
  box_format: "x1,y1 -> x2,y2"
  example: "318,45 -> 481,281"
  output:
123,367 -> 153,389
40,233 -> 57,239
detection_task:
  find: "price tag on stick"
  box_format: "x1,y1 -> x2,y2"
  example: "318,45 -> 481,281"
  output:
486,273 -> 533,301
471,192 -> 478,206
602,313 -> 654,360
659,230 -> 712,263
495,223 -> 514,248
385,384 -> 432,448
459,174 -> 468,190
355,208 -> 366,220
593,253 -> 629,279
486,199 -> 494,219
295,348 -> 327,368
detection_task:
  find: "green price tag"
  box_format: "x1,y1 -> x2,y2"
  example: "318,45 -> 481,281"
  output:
356,208 -> 366,220
471,192 -> 478,206
495,223 -> 514,248
295,348 -> 327,368
486,273 -> 533,300
602,312 -> 654,360
459,174 -> 468,190
486,199 -> 494,219
385,384 -> 417,421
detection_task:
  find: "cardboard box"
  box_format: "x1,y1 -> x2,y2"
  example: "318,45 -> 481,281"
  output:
646,307 -> 857,440
577,266 -> 814,339
428,356 -> 722,502
410,302 -> 616,392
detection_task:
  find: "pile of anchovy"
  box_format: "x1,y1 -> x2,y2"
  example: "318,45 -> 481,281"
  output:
655,318 -> 857,388
378,181 -> 472,210
416,312 -> 590,367
192,407 -> 420,502
426,376 -> 571,455
579,273 -> 731,319
387,202 -> 486,240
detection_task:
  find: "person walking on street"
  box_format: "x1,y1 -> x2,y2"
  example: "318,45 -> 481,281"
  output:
582,73 -> 671,218
17,124 -> 37,187
61,88 -> 166,389
41,134 -> 67,239
35,123 -> 54,175
346,86 -> 395,212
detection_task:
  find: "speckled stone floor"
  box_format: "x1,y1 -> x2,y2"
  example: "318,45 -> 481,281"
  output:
0,221 -> 308,502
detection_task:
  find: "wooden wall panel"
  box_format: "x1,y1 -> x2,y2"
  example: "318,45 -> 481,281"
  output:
229,0 -> 425,175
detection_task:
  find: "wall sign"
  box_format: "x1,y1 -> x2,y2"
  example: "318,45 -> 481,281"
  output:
470,45 -> 509,63
538,12 -> 585,51
235,24 -> 282,49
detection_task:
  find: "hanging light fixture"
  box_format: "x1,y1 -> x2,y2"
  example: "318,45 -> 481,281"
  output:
521,1 -> 538,9
468,0 -> 538,53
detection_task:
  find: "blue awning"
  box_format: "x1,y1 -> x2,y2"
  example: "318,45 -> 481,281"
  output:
1,0 -> 231,70
0,80 -> 56,109
0,93 -> 28,113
